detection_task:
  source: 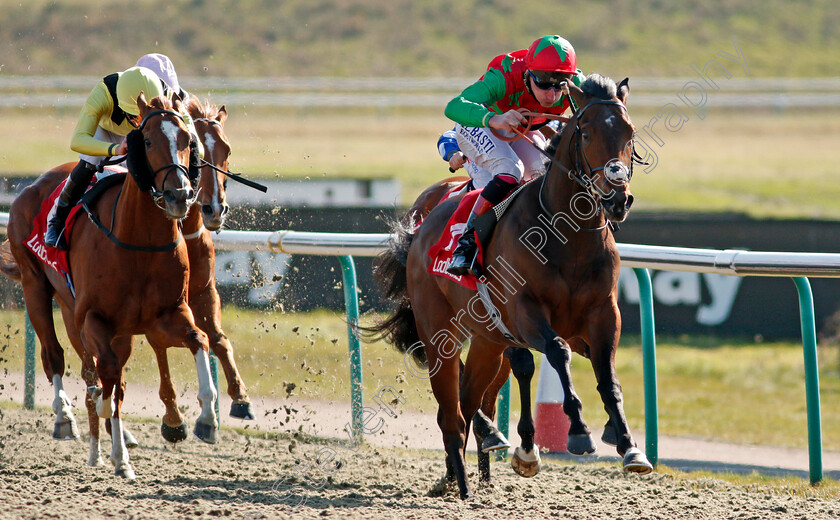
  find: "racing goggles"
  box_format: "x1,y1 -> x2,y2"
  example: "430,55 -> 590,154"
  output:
528,70 -> 576,91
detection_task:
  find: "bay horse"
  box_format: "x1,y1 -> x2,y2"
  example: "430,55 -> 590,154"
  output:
371,74 -> 652,498
393,174 -> 544,480
143,98 -> 255,444
0,93 -> 216,477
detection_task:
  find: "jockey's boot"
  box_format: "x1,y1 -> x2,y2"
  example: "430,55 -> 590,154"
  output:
44,160 -> 96,250
447,173 -> 518,277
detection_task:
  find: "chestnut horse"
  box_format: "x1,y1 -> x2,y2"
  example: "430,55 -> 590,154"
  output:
0,94 -> 216,477
371,74 -> 652,498
144,98 -> 255,444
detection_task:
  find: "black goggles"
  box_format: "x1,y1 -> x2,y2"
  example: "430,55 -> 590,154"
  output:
528,70 -> 576,90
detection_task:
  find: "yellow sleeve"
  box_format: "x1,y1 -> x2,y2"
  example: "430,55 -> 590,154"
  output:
69,83 -> 117,157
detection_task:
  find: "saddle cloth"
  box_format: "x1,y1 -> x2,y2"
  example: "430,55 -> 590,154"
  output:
426,189 -> 484,290
25,166 -> 126,275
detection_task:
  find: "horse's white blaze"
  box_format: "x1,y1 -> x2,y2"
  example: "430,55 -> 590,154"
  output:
194,349 -> 218,427
605,115 -> 616,128
160,120 -> 182,166
202,131 -> 222,214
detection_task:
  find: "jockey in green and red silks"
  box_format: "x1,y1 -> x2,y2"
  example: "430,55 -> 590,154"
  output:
443,35 -> 586,277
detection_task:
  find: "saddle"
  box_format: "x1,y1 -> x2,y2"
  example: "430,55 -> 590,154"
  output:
25,169 -> 126,276
427,179 -> 532,289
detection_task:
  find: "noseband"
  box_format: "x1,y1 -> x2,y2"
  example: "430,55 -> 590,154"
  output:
138,109 -> 194,207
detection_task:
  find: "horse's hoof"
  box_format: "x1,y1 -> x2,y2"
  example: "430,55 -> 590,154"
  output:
601,423 -> 618,447
114,464 -> 136,479
230,401 -> 255,420
88,455 -> 105,467
123,428 -> 139,449
480,430 -> 511,453
53,418 -> 80,440
194,421 -> 218,444
567,433 -> 597,456
511,446 -> 541,478
161,422 -> 188,443
622,447 -> 653,474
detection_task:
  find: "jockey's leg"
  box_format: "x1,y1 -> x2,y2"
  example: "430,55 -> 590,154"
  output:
44,160 -> 96,250
447,173 -> 518,277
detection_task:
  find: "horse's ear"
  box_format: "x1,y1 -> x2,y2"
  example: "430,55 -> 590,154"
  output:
135,91 -> 149,117
216,105 -> 227,125
617,78 -> 630,105
173,96 -> 183,114
566,82 -> 585,113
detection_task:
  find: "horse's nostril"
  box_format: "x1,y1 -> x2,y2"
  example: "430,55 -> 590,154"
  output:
626,195 -> 634,209
202,204 -> 213,215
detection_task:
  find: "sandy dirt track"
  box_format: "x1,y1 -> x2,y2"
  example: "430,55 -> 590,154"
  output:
2,402 -> 840,520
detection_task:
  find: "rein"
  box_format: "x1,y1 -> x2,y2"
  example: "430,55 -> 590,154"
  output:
81,108 -> 193,252
193,117 -> 268,193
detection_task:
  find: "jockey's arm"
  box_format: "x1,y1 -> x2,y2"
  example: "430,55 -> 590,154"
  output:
70,84 -> 122,157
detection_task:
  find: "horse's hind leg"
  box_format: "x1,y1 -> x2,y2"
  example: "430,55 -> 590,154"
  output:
190,286 -> 253,419
507,347 -> 541,478
586,306 -> 653,473
58,304 -> 104,465
459,336 -> 505,484
473,354 -> 513,483
20,276 -> 79,441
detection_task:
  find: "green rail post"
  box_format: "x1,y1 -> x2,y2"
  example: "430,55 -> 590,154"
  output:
24,313 -> 36,410
339,255 -> 364,441
209,352 -> 220,426
792,276 -> 823,484
633,268 -> 658,466
495,376 -> 511,460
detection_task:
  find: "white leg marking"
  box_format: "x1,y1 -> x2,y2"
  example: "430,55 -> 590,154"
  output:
194,349 -> 218,427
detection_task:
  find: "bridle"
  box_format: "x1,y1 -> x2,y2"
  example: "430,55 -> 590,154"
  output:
137,109 -> 196,209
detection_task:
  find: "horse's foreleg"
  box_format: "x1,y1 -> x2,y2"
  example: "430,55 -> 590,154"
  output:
83,312 -> 135,478
147,306 -> 217,444
521,317 -> 594,456
149,343 -> 188,443
586,304 -> 653,474
190,286 -> 252,419
508,347 -> 541,477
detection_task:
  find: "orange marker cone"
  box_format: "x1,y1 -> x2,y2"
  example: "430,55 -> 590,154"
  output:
533,354 -> 570,452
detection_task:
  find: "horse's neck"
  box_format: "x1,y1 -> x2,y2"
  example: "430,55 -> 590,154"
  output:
181,205 -> 203,235
543,155 -> 607,230
113,182 -> 179,243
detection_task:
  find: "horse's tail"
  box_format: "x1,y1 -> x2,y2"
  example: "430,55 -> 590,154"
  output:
359,217 -> 426,366
0,240 -> 21,281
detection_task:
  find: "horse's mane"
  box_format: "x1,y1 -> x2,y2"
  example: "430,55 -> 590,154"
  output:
545,73 -> 619,155
186,97 -> 220,120
580,73 -> 617,100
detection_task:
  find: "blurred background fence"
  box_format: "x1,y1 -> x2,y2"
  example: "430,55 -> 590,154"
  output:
2,76 -> 840,109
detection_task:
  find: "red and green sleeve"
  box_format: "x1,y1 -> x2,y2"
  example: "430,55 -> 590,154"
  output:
444,68 -> 508,128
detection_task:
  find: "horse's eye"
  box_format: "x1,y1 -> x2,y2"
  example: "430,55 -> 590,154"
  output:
581,130 -> 590,142
144,138 -> 152,147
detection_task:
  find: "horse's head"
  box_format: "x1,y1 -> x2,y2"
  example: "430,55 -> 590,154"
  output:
126,92 -> 195,219
187,99 -> 231,231
557,74 -> 635,223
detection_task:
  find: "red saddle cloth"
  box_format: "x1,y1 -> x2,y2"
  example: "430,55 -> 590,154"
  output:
24,167 -> 125,275
426,189 -> 485,290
